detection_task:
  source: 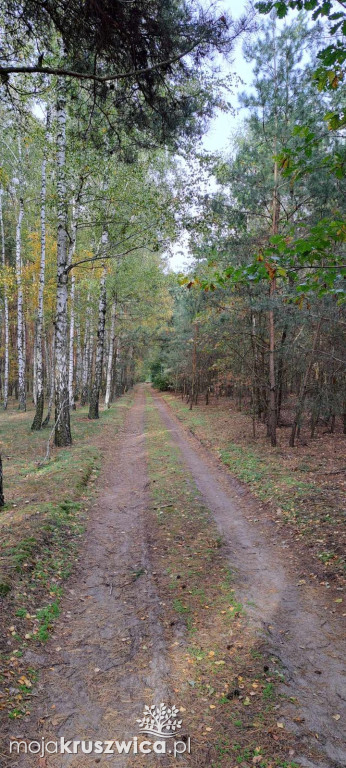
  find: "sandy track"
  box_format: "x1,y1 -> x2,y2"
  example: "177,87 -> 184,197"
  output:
4,386 -> 345,768
153,390 -> 345,768
9,388 -> 172,767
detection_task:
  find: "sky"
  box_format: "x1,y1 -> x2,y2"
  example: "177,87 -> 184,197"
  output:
168,0 -> 254,271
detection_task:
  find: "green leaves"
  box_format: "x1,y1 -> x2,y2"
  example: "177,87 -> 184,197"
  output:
199,219 -> 346,302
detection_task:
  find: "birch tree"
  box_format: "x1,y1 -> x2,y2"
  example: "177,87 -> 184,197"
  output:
104,297 -> 116,409
15,138 -> 26,411
54,78 -> 72,446
32,107 -> 51,430
80,291 -> 92,406
88,235 -> 108,419
0,188 -> 9,410
42,330 -> 55,427
68,200 -> 79,410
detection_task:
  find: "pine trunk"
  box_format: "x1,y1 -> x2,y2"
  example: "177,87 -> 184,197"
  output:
268,17 -> 279,448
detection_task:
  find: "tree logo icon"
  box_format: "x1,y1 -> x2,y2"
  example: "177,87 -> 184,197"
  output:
136,703 -> 183,739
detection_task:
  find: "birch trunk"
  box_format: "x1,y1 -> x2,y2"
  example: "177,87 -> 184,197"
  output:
42,330 -> 54,427
16,191 -> 26,411
75,316 -> 82,402
104,298 -> 116,409
114,341 -> 121,398
54,79 -> 72,446
0,188 -> 9,409
80,293 -> 92,406
89,246 -> 107,420
0,453 -> 4,506
33,322 -> 37,404
32,108 -> 50,430
68,201 -> 79,410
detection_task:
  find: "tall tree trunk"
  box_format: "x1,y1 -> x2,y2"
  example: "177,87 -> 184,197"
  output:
80,293 -> 92,406
190,321 -> 198,411
267,15 -> 279,448
75,315 -> 82,402
16,190 -> 26,411
289,319 -> 323,447
104,298 -> 116,409
32,108 -> 50,430
276,325 -> 287,426
268,277 -> 277,446
0,453 -> 4,506
89,246 -> 107,420
68,201 -> 79,411
54,79 -> 72,446
0,188 -> 9,410
32,323 -> 37,405
42,330 -> 54,427
114,341 -> 121,398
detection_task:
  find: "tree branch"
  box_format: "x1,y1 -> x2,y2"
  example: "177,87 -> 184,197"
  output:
0,38 -> 204,83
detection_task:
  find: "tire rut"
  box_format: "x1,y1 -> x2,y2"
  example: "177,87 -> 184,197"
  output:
8,389 -> 172,768
152,389 -> 346,768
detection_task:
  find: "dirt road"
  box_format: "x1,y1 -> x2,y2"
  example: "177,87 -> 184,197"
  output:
9,389 -> 173,767
153,389 -> 346,767
5,386 -> 345,768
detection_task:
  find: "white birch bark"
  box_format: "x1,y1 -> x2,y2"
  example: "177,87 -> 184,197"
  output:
33,325 -> 37,404
0,188 -> 9,409
80,293 -> 91,405
104,298 -> 116,409
16,186 -> 26,411
68,200 -> 79,410
54,78 -> 71,446
32,107 -> 51,429
114,341 -> 121,397
89,234 -> 108,419
75,316 -> 82,401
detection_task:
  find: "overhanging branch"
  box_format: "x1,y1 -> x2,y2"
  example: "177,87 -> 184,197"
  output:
0,39 -> 202,83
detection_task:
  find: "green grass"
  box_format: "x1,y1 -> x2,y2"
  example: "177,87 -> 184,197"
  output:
36,600 -> 61,642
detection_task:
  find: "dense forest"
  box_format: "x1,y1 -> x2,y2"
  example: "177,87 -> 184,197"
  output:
153,9 -> 346,448
0,0 -> 344,478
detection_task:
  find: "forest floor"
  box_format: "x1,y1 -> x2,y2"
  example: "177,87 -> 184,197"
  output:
0,386 -> 345,768
161,393 -> 346,593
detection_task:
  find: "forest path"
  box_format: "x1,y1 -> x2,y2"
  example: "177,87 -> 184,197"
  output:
152,388 -> 345,768
5,385 -> 345,768
10,387 -> 174,768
